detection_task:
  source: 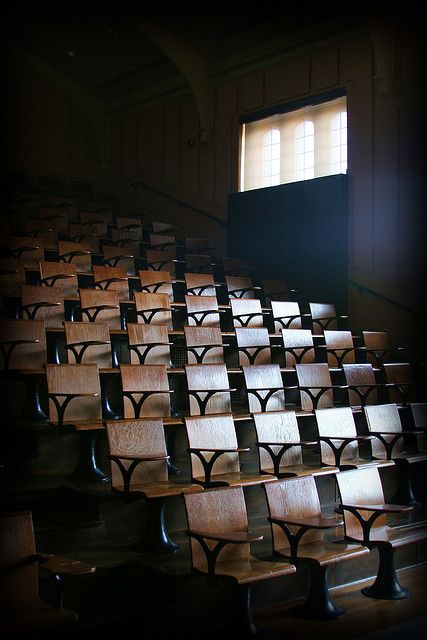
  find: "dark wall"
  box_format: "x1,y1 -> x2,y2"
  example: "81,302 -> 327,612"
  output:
227,174 -> 348,312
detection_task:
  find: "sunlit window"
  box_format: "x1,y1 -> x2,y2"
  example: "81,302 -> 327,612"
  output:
262,129 -> 281,187
330,111 -> 347,174
295,120 -> 314,180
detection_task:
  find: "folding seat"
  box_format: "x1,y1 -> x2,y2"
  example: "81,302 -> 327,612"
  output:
68,222 -> 101,253
336,466 -> 427,599
102,245 -> 136,275
116,216 -> 143,240
145,247 -> 178,276
45,363 -> 106,481
261,278 -> 296,305
342,363 -> 381,408
184,272 -> 218,297
253,410 -> 338,478
295,363 -> 348,412
38,205 -> 68,234
39,261 -> 79,298
106,417 -> 199,553
151,220 -> 178,235
111,226 -> 142,247
364,403 -> 427,504
19,283 -> 65,328
184,362 -> 235,415
185,293 -> 222,327
57,239 -> 92,273
0,510 -> 95,635
134,292 -> 173,329
235,327 -> 274,366
79,288 -> 122,329
0,318 -> 46,372
183,485 -> 296,637
8,235 -> 44,269
127,323 -> 172,366
280,328 -> 316,368
92,264 -> 129,300
225,275 -> 261,300
230,298 -> 267,329
270,300 -> 309,333
119,364 -> 173,419
149,232 -> 177,252
323,330 -> 357,368
408,402 -> 427,452
64,321 -> 112,368
0,258 -> 27,299
183,253 -> 215,274
80,210 -> 109,233
264,476 -> 369,619
138,269 -> 174,300
24,217 -> 59,251
242,364 -> 287,413
184,236 -> 213,254
314,406 -> 394,472
184,413 -> 276,489
309,302 -> 348,335
382,362 -> 424,405
184,325 -> 226,364
361,330 -> 406,367
221,256 -> 250,276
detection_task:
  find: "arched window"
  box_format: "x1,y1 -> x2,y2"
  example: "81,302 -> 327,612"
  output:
295,120 -> 314,181
262,129 -> 280,187
330,111 -> 347,174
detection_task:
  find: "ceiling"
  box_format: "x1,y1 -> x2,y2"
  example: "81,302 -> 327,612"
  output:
2,3 -> 401,117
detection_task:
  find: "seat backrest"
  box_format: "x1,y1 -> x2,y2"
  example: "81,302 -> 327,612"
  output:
336,467 -> 387,538
0,258 -> 27,298
116,216 -> 143,239
185,414 -> 241,479
185,362 -> 232,415
253,410 -> 304,473
145,248 -> 177,276
315,406 -> 359,466
149,233 -> 176,251
185,237 -> 212,254
39,261 -> 79,298
0,510 -> 38,604
45,363 -> 101,424
25,217 -> 59,250
79,288 -> 121,330
8,235 -> 44,268
342,363 -> 378,406
138,269 -> 174,300
324,330 -> 355,367
68,222 -> 100,253
102,245 -> 135,275
57,239 -> 92,273
64,321 -> 111,368
127,323 -> 171,365
309,302 -> 337,335
271,301 -> 302,332
184,325 -> 224,364
261,278 -> 290,304
364,403 -> 404,458
221,256 -> 250,276
92,265 -> 129,300
184,485 -> 252,572
264,476 -> 325,554
382,362 -> 415,403
242,364 -> 286,412
106,418 -> 169,488
295,363 -> 334,411
230,298 -> 264,328
235,327 -> 271,365
134,292 -> 173,328
281,328 -> 315,367
185,272 -> 217,297
225,275 -> 255,299
20,284 -> 65,328
184,254 -> 213,275
185,294 -> 220,327
119,364 -> 171,418
362,330 -> 391,366
0,318 -> 46,370
409,402 -> 427,452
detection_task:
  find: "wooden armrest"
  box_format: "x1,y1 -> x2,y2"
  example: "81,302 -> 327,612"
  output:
38,553 -> 96,577
188,447 -> 250,454
67,340 -> 110,347
256,440 -> 317,447
320,435 -> 374,442
269,514 -> 343,529
49,392 -> 99,398
108,453 -> 169,462
124,389 -> 174,394
190,388 -> 237,393
82,304 -> 120,311
185,529 -> 263,544
340,503 -> 413,513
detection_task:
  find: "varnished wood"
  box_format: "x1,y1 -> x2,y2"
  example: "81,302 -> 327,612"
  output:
261,278 -> 292,303
127,323 -> 171,365
0,257 -> 27,297
343,363 -> 379,407
230,298 -> 265,328
119,364 -> 172,418
383,362 -> 419,404
145,248 -> 177,276
134,292 -> 173,328
45,363 -> 102,426
39,260 -> 79,298
184,253 -> 214,274
324,330 -> 356,367
8,235 -> 44,268
24,217 -> 59,250
242,364 -> 286,412
185,362 -> 233,415
309,302 -> 339,335
102,245 -> 136,275
57,239 -> 92,273
20,284 -> 64,327
0,318 -> 46,370
116,216 -> 143,240
138,269 -> 174,299
185,294 -> 221,327
64,321 -> 111,368
184,325 -> 225,364
221,256 -> 250,276
235,327 -> 272,365
185,272 -> 217,297
281,328 -> 316,367
92,265 -> 129,300
271,301 -> 304,332
225,275 -> 257,299
79,288 -> 121,330
295,363 -> 335,412
68,222 -> 101,253
409,401 -> 427,452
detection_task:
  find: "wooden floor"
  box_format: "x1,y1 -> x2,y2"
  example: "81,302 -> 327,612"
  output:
255,562 -> 427,640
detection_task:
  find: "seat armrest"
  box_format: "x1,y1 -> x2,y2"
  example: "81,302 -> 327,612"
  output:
186,529 -> 263,544
268,514 -> 343,529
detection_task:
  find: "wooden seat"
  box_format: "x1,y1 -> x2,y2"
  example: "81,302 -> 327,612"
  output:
221,256 -> 250,276
295,363 -> 347,412
0,318 -> 46,371
138,269 -> 174,300
45,363 -> 106,481
184,413 -> 276,488
261,278 -> 295,304
271,300 -> 308,332
185,294 -> 221,327
0,257 -> 27,298
336,466 -> 427,599
68,222 -> 101,253
185,272 -> 218,297
64,321 -> 112,368
183,485 -> 296,637
185,362 -> 235,415
151,220 -> 178,235
225,275 -> 260,300
102,245 -> 136,275
38,206 -> 68,234
361,330 -> 406,367
24,216 -> 59,251
0,510 -> 95,635
119,364 -> 172,419
92,265 -> 129,300
57,239 -> 92,273
184,325 -> 225,364
264,475 -> 369,618
315,406 -> 394,471
242,364 -> 287,412
184,253 -> 214,274
230,298 -> 266,328
145,247 -> 177,276
342,363 -> 381,408
364,403 -> 427,504
253,410 -> 338,478
127,323 -> 172,366
19,283 -> 64,327
323,330 -> 356,367
408,402 -> 427,452
134,292 -> 173,329
116,216 -> 143,240
280,328 -> 316,368
80,210 -> 109,233
235,327 -> 273,365
8,235 -> 44,268
39,261 -> 79,298
149,232 -> 177,251
106,418 -> 199,553
309,302 -> 348,335
382,362 -> 423,405
185,237 -> 213,254
79,288 -> 122,330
